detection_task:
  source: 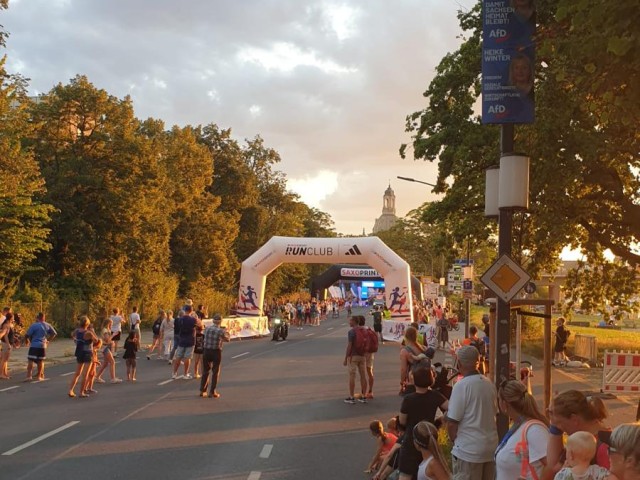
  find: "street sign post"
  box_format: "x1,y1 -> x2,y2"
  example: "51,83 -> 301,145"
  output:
480,254 -> 531,303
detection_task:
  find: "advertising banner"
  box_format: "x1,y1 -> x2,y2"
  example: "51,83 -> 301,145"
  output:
482,0 -> 536,124
202,316 -> 270,340
340,268 -> 380,278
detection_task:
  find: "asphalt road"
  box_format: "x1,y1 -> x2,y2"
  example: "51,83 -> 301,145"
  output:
1,307 -> 637,480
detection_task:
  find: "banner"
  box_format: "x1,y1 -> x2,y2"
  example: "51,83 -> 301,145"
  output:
340,267 -> 380,278
482,0 -> 536,124
202,316 -> 270,339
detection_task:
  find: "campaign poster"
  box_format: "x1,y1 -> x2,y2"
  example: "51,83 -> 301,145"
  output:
482,0 -> 536,124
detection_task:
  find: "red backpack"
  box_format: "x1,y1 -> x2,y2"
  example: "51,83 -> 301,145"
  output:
353,327 -> 369,356
365,327 -> 379,353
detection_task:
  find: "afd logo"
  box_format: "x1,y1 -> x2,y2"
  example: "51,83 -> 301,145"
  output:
344,244 -> 362,256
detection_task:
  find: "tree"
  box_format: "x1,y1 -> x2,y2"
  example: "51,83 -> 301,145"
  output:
402,1 -> 640,283
0,60 -> 53,293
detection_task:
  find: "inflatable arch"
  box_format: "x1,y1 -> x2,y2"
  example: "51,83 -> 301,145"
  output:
310,264 -> 423,303
236,237 -> 414,328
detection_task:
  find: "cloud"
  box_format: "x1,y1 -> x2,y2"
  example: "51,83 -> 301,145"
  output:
2,0 -> 475,234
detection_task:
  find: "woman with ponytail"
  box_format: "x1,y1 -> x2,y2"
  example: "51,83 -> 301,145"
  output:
543,390 -> 611,479
365,420 -> 398,474
495,379 -> 549,480
412,421 -> 450,480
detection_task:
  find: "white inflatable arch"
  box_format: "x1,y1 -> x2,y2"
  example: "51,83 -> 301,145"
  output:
236,236 -> 414,329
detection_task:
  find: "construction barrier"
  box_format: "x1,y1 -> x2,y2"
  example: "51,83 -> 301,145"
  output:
602,350 -> 640,394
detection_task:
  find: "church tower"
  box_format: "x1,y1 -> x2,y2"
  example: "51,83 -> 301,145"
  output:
372,184 -> 399,234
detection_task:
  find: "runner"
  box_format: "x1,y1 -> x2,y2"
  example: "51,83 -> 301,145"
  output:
109,308 -> 125,357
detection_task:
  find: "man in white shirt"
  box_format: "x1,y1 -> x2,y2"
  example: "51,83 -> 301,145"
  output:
445,346 -> 498,480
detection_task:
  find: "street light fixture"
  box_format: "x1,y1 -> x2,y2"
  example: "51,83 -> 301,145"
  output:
396,176 -> 437,188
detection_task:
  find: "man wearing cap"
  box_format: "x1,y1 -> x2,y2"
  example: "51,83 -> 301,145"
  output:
200,313 -> 230,398
445,345 -> 498,480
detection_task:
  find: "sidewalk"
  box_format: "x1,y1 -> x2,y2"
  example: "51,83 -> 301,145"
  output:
7,330 -> 156,374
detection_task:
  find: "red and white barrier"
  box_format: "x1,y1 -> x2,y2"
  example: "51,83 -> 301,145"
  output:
602,351 -> 640,394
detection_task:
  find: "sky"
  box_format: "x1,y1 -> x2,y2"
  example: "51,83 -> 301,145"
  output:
2,0 -> 480,236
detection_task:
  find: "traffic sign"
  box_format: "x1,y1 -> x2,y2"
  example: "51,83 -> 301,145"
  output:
463,280 -> 473,291
524,281 -> 536,294
480,254 -> 531,303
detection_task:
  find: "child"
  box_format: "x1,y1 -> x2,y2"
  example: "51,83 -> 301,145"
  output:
365,420 -> 398,474
123,331 -> 139,382
412,421 -> 450,480
554,431 -> 619,480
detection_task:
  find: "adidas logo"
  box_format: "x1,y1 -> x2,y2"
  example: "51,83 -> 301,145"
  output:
345,244 -> 362,256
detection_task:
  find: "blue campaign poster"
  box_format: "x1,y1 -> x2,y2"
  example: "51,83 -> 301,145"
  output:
482,0 -> 536,124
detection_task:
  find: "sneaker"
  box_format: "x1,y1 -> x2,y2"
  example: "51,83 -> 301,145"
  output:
195,374 -> 201,379
183,374 -> 193,380
211,392 -> 220,398
171,373 -> 178,380
343,397 -> 356,404
365,392 -> 374,399
96,377 -> 106,384
110,378 -> 123,384
357,397 -> 367,404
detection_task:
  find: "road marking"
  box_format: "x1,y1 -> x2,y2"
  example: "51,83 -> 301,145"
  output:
305,333 -> 315,337
2,421 -> 80,456
0,386 -> 19,392
157,379 -> 174,386
33,378 -> 50,383
327,327 -> 334,330
274,341 -> 287,345
247,472 -> 261,480
231,352 -> 250,359
60,372 -> 75,377
259,444 -> 273,458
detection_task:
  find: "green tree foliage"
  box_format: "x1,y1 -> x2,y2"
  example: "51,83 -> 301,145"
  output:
402,1 -> 640,283
0,60 -> 53,292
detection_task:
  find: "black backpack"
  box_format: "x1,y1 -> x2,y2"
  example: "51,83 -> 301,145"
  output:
152,318 -> 162,335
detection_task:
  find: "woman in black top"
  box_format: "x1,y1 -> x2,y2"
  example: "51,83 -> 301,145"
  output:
123,331 -> 139,382
397,367 -> 448,480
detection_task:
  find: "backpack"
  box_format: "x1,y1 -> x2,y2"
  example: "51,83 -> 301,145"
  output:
152,318 -> 162,335
365,327 -> 379,353
353,327 -> 369,356
471,337 -> 486,356
514,420 -> 546,480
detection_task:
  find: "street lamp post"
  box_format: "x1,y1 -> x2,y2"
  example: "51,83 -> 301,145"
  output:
396,176 -> 437,188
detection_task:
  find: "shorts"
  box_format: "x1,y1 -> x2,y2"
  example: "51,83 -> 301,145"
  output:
76,352 -> 93,364
398,444 -> 422,475
348,355 -> 366,378
102,345 -> 112,356
27,347 -> 46,362
365,353 -> 374,373
152,334 -> 159,340
194,346 -> 204,355
111,331 -> 121,342
452,456 -> 496,480
374,322 -> 382,333
174,346 -> 194,359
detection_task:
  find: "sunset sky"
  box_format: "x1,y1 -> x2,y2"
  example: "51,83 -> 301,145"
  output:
4,0 -> 476,235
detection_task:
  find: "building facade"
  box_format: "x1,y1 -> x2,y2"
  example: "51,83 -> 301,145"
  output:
372,184 -> 398,234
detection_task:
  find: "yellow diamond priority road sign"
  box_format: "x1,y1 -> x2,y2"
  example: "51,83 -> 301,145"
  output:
480,254 -> 531,303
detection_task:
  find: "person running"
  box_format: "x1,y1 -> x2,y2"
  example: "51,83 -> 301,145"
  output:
371,306 -> 384,345
110,308 -> 125,357
123,331 -> 139,381
68,316 -> 99,398
95,318 -> 122,384
0,313 -> 15,379
24,312 -> 57,382
200,313 -> 230,398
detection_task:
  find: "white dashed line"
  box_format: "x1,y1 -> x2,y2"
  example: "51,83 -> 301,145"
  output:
259,444 -> 273,459
60,372 -> 75,377
247,472 -> 261,480
231,352 -> 250,359
327,327 -> 334,330
0,386 -> 19,392
2,421 -> 80,456
305,333 -> 314,337
274,341 -> 287,345
157,379 -> 174,386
